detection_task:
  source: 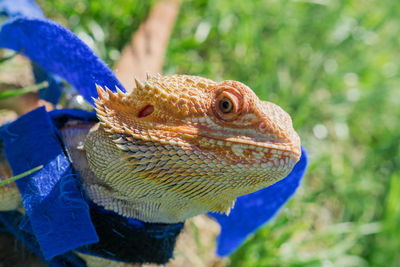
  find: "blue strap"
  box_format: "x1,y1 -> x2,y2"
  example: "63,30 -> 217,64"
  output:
0,107 -> 98,259
0,0 -> 65,105
0,17 -> 125,104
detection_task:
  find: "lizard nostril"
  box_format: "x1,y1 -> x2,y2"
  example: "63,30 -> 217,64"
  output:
138,105 -> 154,118
259,121 -> 267,132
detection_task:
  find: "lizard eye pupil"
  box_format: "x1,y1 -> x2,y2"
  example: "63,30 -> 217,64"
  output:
219,98 -> 233,113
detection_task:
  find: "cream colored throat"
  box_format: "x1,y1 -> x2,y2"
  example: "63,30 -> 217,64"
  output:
82,124 -> 244,223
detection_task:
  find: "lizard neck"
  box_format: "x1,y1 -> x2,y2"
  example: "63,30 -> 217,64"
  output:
62,122 -> 283,224
63,123 -> 235,223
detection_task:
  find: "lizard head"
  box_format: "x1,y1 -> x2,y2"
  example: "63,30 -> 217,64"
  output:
90,74 -> 301,222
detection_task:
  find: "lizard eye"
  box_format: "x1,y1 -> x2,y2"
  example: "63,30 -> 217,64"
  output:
219,97 -> 233,113
213,85 -> 247,122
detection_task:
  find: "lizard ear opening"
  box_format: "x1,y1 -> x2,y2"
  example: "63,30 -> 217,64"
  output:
138,105 -> 154,118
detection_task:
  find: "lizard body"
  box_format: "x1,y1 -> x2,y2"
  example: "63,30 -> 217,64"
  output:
80,74 -> 301,223
0,74 -> 301,224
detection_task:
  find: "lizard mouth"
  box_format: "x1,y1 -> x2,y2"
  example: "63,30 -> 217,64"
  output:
201,132 -> 302,161
158,124 -> 301,161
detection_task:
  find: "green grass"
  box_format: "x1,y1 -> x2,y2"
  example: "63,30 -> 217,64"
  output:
0,81 -> 48,99
31,0 -> 400,266
0,165 -> 43,187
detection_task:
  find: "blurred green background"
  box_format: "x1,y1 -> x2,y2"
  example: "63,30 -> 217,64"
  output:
34,0 -> 400,266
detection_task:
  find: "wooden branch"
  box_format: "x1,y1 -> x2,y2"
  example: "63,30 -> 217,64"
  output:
114,0 -> 181,91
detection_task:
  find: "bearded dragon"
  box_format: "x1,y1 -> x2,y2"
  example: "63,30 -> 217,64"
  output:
0,74 -> 301,224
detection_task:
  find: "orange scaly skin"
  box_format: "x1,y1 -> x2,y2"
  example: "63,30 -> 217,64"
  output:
82,74 -> 301,223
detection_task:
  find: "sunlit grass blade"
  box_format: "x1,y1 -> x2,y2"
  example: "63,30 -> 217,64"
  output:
0,165 -> 43,187
0,81 -> 48,99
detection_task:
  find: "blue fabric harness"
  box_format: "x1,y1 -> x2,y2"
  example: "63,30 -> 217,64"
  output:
0,107 -> 98,259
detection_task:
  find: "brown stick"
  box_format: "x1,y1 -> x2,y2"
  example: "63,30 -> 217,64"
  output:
114,0 -> 181,91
